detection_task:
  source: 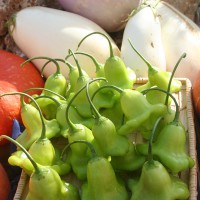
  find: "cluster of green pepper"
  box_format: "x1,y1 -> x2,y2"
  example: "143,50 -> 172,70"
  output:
0,32 -> 195,200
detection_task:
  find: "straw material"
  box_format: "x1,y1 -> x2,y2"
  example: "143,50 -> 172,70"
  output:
14,78 -> 198,200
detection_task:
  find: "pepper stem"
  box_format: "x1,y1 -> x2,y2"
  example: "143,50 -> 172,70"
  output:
91,84 -> 123,101
24,87 -> 66,101
0,135 -> 40,173
66,51 -> 103,72
77,32 -> 114,58
21,56 -> 61,77
65,84 -> 87,132
86,78 -> 107,120
128,38 -> 154,70
165,53 -> 186,105
67,49 -> 85,77
142,88 -> 180,123
148,116 -> 163,163
61,140 -> 97,160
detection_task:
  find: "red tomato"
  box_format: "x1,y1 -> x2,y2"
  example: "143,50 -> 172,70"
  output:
0,50 -> 45,145
0,163 -> 10,200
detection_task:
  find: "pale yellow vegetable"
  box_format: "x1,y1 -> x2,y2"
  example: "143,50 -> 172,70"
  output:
156,1 -> 200,84
9,6 -> 120,78
121,2 -> 166,78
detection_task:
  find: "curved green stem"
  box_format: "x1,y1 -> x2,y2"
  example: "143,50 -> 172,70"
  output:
24,87 -> 66,101
0,135 -> 40,173
66,51 -> 103,72
21,56 -> 61,77
91,84 -> 123,101
165,53 -> 186,105
128,38 -> 153,70
148,116 -> 163,163
65,84 -> 87,131
77,32 -> 114,57
67,49 -> 84,77
61,140 -> 97,160
33,95 -> 62,107
142,88 -> 179,123
0,92 -> 46,139
86,78 -> 107,120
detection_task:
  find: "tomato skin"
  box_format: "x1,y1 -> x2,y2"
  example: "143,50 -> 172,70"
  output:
0,163 -> 10,200
0,50 -> 45,145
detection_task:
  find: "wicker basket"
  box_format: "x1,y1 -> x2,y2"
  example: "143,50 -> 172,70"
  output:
13,78 -> 198,200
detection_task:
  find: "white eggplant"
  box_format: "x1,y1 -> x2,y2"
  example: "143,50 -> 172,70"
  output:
121,3 -> 166,78
156,1 -> 200,84
57,0 -> 142,32
8,6 -> 120,78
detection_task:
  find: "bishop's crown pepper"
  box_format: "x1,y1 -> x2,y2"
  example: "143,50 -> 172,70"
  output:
22,56 -> 68,98
1,91 -> 71,176
0,135 -> 80,200
66,51 -> 105,78
138,87 -> 178,140
137,89 -> 195,173
86,79 -> 129,157
95,85 -> 166,136
63,83 -> 96,180
128,39 -> 183,105
77,31 -> 136,90
0,92 -> 60,149
66,49 -> 100,118
62,140 -> 129,200
129,117 -> 190,200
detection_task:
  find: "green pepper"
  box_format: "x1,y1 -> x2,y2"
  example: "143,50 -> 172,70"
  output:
25,87 -> 67,120
0,92 -> 61,149
66,49 -> 100,118
56,102 -> 94,137
129,117 -> 190,200
8,150 -> 34,175
8,146 -> 71,176
128,39 -> 183,105
77,31 -> 136,89
137,95 -> 195,173
63,83 -> 96,180
86,79 -> 129,157
95,85 -> 166,136
137,88 -> 177,140
63,140 -> 129,200
1,135 -> 80,200
110,140 -> 146,171
66,51 -> 105,78
22,56 -> 68,98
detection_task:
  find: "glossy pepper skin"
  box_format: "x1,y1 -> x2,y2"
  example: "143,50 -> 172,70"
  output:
86,80 -> 129,157
117,89 -> 166,136
64,84 -> 96,180
39,57 -> 68,98
137,90 -> 195,174
129,39 -> 183,105
129,116 -> 190,200
8,148 -> 71,176
0,135 -> 80,200
110,140 -> 146,171
66,50 -> 100,118
26,166 -> 80,200
16,102 -> 60,149
56,102 -> 94,137
129,160 -> 190,200
77,31 -> 136,90
137,122 -> 195,174
78,141 -> 129,200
